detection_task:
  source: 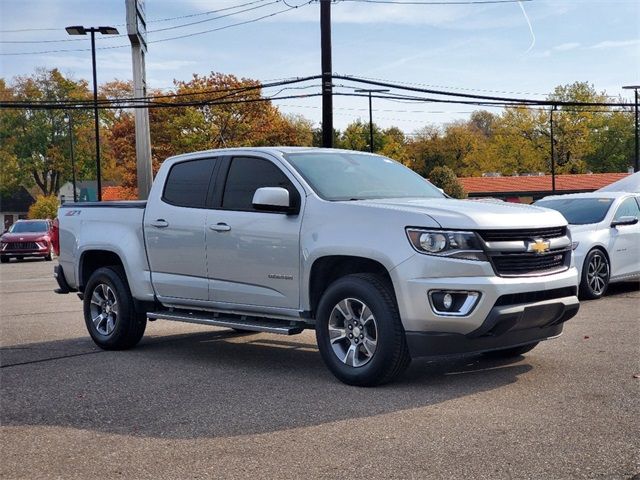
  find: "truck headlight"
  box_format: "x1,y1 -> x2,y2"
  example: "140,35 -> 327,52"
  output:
406,228 -> 487,261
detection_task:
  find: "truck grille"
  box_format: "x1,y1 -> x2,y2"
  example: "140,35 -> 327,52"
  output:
5,242 -> 38,251
478,226 -> 566,242
478,227 -> 570,277
491,250 -> 570,276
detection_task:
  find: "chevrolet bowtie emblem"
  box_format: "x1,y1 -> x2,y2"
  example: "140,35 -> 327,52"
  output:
528,239 -> 550,254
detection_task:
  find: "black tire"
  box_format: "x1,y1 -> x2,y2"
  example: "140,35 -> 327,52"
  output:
579,249 -> 610,300
482,342 -> 539,359
0,256 -> 9,264
83,266 -> 146,350
45,245 -> 53,261
315,273 -> 411,387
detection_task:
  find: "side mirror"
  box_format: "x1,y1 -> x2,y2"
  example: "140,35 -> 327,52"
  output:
611,215 -> 638,228
252,187 -> 296,214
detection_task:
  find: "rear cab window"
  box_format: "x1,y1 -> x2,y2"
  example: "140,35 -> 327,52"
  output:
162,158 -> 217,208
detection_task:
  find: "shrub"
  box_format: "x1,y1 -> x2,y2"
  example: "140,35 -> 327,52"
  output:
28,195 -> 60,220
428,166 -> 467,199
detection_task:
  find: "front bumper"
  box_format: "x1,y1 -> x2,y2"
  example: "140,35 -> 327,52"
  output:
391,253 -> 579,334
406,294 -> 579,357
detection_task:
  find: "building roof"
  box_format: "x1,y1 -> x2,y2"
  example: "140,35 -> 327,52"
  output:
0,187 -> 35,212
459,173 -> 630,195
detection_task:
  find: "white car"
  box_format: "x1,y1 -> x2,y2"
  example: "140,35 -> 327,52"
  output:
535,192 -> 640,299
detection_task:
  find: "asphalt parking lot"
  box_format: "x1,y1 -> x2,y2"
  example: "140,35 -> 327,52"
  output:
1,259 -> 638,479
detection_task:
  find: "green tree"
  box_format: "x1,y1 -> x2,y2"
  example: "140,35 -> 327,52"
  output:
429,166 -> 467,199
0,69 -> 97,196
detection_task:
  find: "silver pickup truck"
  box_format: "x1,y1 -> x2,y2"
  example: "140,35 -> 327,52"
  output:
54,147 -> 579,386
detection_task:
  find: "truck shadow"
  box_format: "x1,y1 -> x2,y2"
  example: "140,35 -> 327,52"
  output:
1,329 -> 533,440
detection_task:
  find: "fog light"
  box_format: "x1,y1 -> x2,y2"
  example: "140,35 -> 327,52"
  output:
429,290 -> 481,317
443,293 -> 453,310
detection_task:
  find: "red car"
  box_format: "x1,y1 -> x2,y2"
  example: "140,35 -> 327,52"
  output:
0,219 -> 55,263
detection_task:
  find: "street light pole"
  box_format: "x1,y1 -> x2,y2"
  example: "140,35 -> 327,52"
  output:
89,29 -> 102,201
65,112 -> 77,202
66,25 -> 119,201
550,105 -> 557,193
622,85 -> 640,173
354,88 -> 390,152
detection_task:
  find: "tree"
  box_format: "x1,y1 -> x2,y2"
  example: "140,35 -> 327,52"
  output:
429,166 -> 467,199
27,195 -> 59,219
0,69 -> 101,196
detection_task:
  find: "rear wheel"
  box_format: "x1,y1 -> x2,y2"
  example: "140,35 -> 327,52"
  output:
482,342 -> 539,359
315,274 -> 410,386
83,266 -> 146,350
580,249 -> 610,300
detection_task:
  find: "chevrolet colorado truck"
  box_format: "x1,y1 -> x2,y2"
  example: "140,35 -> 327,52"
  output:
54,148 -> 580,386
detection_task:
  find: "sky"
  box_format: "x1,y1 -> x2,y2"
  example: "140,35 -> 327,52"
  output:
1,0 -> 639,131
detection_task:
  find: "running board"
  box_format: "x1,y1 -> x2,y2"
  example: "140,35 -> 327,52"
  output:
146,310 -> 305,335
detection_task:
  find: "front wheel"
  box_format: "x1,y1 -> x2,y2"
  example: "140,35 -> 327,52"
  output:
45,245 -> 53,261
315,274 -> 410,386
482,342 -> 539,359
83,266 -> 146,350
0,256 -> 9,264
580,249 -> 610,300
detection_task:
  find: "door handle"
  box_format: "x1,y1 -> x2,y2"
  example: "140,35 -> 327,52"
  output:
150,219 -> 169,228
210,223 -> 231,232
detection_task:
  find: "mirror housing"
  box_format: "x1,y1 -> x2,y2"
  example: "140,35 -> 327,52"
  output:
611,215 -> 638,228
252,187 -> 297,214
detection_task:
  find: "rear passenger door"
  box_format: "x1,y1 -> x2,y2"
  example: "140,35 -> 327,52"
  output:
145,157 -> 218,301
205,155 -> 303,310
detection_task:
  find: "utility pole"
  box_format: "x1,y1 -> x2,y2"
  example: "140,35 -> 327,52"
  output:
622,85 -> 639,172
550,105 -> 557,193
320,0 -> 333,148
127,0 -> 153,199
354,88 -> 389,152
65,112 -> 78,202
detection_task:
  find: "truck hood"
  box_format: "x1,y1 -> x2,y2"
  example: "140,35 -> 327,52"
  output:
355,197 -> 568,230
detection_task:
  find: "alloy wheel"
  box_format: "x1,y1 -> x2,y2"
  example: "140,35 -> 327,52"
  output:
328,297 -> 378,367
89,283 -> 119,336
587,252 -> 609,296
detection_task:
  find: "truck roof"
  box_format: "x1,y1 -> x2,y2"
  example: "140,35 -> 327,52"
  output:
164,147 -> 380,164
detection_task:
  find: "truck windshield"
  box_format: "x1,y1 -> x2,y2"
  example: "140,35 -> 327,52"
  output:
284,151 -> 444,201
535,198 -> 614,225
9,221 -> 49,233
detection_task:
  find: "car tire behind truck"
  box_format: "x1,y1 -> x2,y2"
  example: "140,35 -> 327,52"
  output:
315,273 -> 411,387
83,266 -> 147,350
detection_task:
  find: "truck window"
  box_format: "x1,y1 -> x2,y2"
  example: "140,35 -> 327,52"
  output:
163,159 -> 216,208
222,157 -> 294,211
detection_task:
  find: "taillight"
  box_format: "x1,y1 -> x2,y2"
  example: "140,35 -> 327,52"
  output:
52,217 -> 60,256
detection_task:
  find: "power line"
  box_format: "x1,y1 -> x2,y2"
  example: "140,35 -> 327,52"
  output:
335,0 -> 531,4
0,0 -> 272,34
0,76 -> 323,106
333,75 -> 632,107
0,1 -> 283,44
0,92 -> 324,110
0,3 -> 311,55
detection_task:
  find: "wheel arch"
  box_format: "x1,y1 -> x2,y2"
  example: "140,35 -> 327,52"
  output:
78,249 -> 125,292
307,255 -> 396,318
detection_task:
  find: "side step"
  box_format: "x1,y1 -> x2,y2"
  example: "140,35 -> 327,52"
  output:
146,309 -> 306,335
